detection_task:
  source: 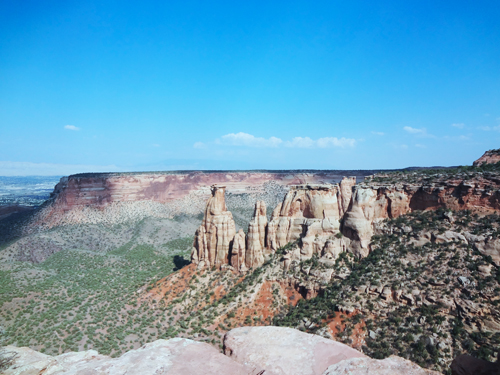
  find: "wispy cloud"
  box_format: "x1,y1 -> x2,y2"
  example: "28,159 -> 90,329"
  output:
316,137 -> 356,148
64,125 -> 80,131
404,126 -> 425,134
403,126 -> 435,138
478,125 -> 500,131
451,123 -> 465,129
371,131 -> 384,136
201,132 -> 357,149
218,132 -> 283,147
415,144 -> 426,148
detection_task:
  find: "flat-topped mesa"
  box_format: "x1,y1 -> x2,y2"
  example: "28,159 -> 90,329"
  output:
191,185 -> 236,269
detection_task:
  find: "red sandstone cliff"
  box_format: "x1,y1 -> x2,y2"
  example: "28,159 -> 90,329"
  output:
191,171 -> 500,271
473,149 -> 500,166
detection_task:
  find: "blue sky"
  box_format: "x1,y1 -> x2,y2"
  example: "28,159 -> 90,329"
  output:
1,1 -> 499,175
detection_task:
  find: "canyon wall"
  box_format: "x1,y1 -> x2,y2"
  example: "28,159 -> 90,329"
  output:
33,171 -> 370,228
191,172 -> 500,270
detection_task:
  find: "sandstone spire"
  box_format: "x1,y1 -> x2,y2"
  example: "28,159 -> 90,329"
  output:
191,185 -> 236,269
245,201 -> 267,269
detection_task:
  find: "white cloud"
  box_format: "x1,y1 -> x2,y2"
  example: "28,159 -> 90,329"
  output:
403,126 -> 435,138
219,132 -> 283,147
415,144 -> 426,148
478,125 -> 500,131
0,161 -> 122,176
285,137 -> 315,148
64,125 -> 80,131
451,123 -> 465,129
204,132 -> 356,150
371,131 -> 384,136
152,143 -> 160,147
403,126 -> 425,134
317,137 -> 356,148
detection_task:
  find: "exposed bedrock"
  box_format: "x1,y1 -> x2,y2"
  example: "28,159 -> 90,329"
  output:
192,173 -> 500,271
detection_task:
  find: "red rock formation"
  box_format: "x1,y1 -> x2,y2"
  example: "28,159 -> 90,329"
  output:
473,149 -> 500,166
191,186 -> 236,269
230,229 -> 247,272
35,171 -> 370,228
246,201 -> 267,269
193,171 -> 500,271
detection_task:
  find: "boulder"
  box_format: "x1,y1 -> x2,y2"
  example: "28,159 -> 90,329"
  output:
223,326 -> 366,375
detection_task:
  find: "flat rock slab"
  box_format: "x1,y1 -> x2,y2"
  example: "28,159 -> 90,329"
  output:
4,338 -> 253,375
223,326 -> 367,375
322,355 -> 442,375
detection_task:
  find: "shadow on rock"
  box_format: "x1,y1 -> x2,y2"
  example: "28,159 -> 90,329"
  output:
173,255 -> 191,271
451,352 -> 500,375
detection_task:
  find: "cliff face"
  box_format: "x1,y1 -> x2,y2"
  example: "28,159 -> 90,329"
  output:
473,149 -> 500,166
192,173 -> 500,271
49,172 -> 357,210
34,171 -> 368,228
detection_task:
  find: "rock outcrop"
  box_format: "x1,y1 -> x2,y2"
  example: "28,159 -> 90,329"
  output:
245,201 -> 267,269
34,171 -> 369,228
3,327 -> 438,375
191,187 -> 270,270
323,355 -> 442,375
473,149 -> 500,166
223,326 -> 366,375
3,338 -> 253,375
192,171 -> 500,271
191,186 -> 236,269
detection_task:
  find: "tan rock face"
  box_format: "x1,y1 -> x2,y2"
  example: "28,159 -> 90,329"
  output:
37,171 -> 360,228
322,355 -> 442,375
3,338 -> 253,375
191,186 -> 236,269
246,201 -> 267,269
269,184 -> 347,260
473,149 -> 500,166
193,171 -> 500,271
223,326 -> 367,375
230,229 -> 247,272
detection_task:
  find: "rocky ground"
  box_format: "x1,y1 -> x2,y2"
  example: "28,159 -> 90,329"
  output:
2,326 -> 442,375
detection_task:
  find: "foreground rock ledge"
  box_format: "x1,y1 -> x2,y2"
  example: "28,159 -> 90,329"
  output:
4,327 -> 439,375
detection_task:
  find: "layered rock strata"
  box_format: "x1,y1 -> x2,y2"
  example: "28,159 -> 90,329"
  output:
34,171 -> 369,228
191,186 -> 236,269
192,172 -> 500,271
473,149 -> 500,166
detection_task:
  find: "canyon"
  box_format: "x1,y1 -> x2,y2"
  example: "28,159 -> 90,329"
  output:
32,171 -> 371,228
2,155 -> 500,374
191,170 -> 500,272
